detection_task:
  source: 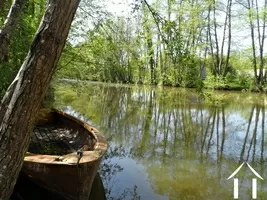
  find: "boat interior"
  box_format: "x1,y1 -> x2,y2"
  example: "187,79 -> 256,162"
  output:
28,110 -> 96,156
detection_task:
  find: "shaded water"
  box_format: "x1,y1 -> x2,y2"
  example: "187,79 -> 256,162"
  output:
54,82 -> 267,200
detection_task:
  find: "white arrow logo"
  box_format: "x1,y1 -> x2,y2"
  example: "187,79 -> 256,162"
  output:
227,162 -> 263,199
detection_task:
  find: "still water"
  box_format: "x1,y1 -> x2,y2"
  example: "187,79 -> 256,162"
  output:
53,82 -> 267,200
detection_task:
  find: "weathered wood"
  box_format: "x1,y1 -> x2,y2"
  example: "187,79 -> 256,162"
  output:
0,0 -> 80,199
23,109 -> 108,200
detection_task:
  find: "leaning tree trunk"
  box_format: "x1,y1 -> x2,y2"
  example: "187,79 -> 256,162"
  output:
0,0 -> 80,199
0,0 -> 26,62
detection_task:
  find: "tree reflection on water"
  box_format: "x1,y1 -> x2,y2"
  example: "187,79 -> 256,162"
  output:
54,82 -> 267,200
100,145 -> 139,200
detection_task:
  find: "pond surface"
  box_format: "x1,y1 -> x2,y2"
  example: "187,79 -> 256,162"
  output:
53,82 -> 267,200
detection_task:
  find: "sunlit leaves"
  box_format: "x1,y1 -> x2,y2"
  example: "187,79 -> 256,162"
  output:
0,0 -> 46,97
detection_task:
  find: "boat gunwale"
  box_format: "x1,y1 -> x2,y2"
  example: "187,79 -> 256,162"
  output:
24,109 -> 108,165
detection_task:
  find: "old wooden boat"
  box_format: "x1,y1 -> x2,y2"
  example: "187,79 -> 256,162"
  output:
22,109 -> 108,200
11,172 -> 106,200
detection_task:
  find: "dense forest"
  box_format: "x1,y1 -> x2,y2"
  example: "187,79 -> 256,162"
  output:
1,0 -> 267,96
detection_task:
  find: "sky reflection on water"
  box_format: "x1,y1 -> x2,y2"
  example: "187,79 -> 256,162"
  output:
54,82 -> 267,200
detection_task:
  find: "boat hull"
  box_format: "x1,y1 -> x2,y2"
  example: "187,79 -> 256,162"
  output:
12,172 -> 106,200
23,159 -> 101,199
23,109 -> 108,200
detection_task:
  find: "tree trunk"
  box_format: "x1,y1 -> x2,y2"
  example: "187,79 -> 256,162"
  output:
255,0 -> 266,86
0,0 -> 80,199
247,0 -> 258,84
147,31 -> 154,85
224,0 -> 232,76
218,0 -> 229,75
207,4 -> 216,75
212,0 -> 220,75
0,0 -> 26,62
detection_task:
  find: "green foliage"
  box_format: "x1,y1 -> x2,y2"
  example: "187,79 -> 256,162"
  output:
181,56 -> 201,88
57,10 -> 203,88
235,72 -> 255,89
229,51 -> 253,70
200,51 -> 255,91
0,62 -> 15,97
54,0 -> 265,91
2,0 -> 264,93
0,0 -> 46,98
204,71 -> 254,91
58,17 -> 141,84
